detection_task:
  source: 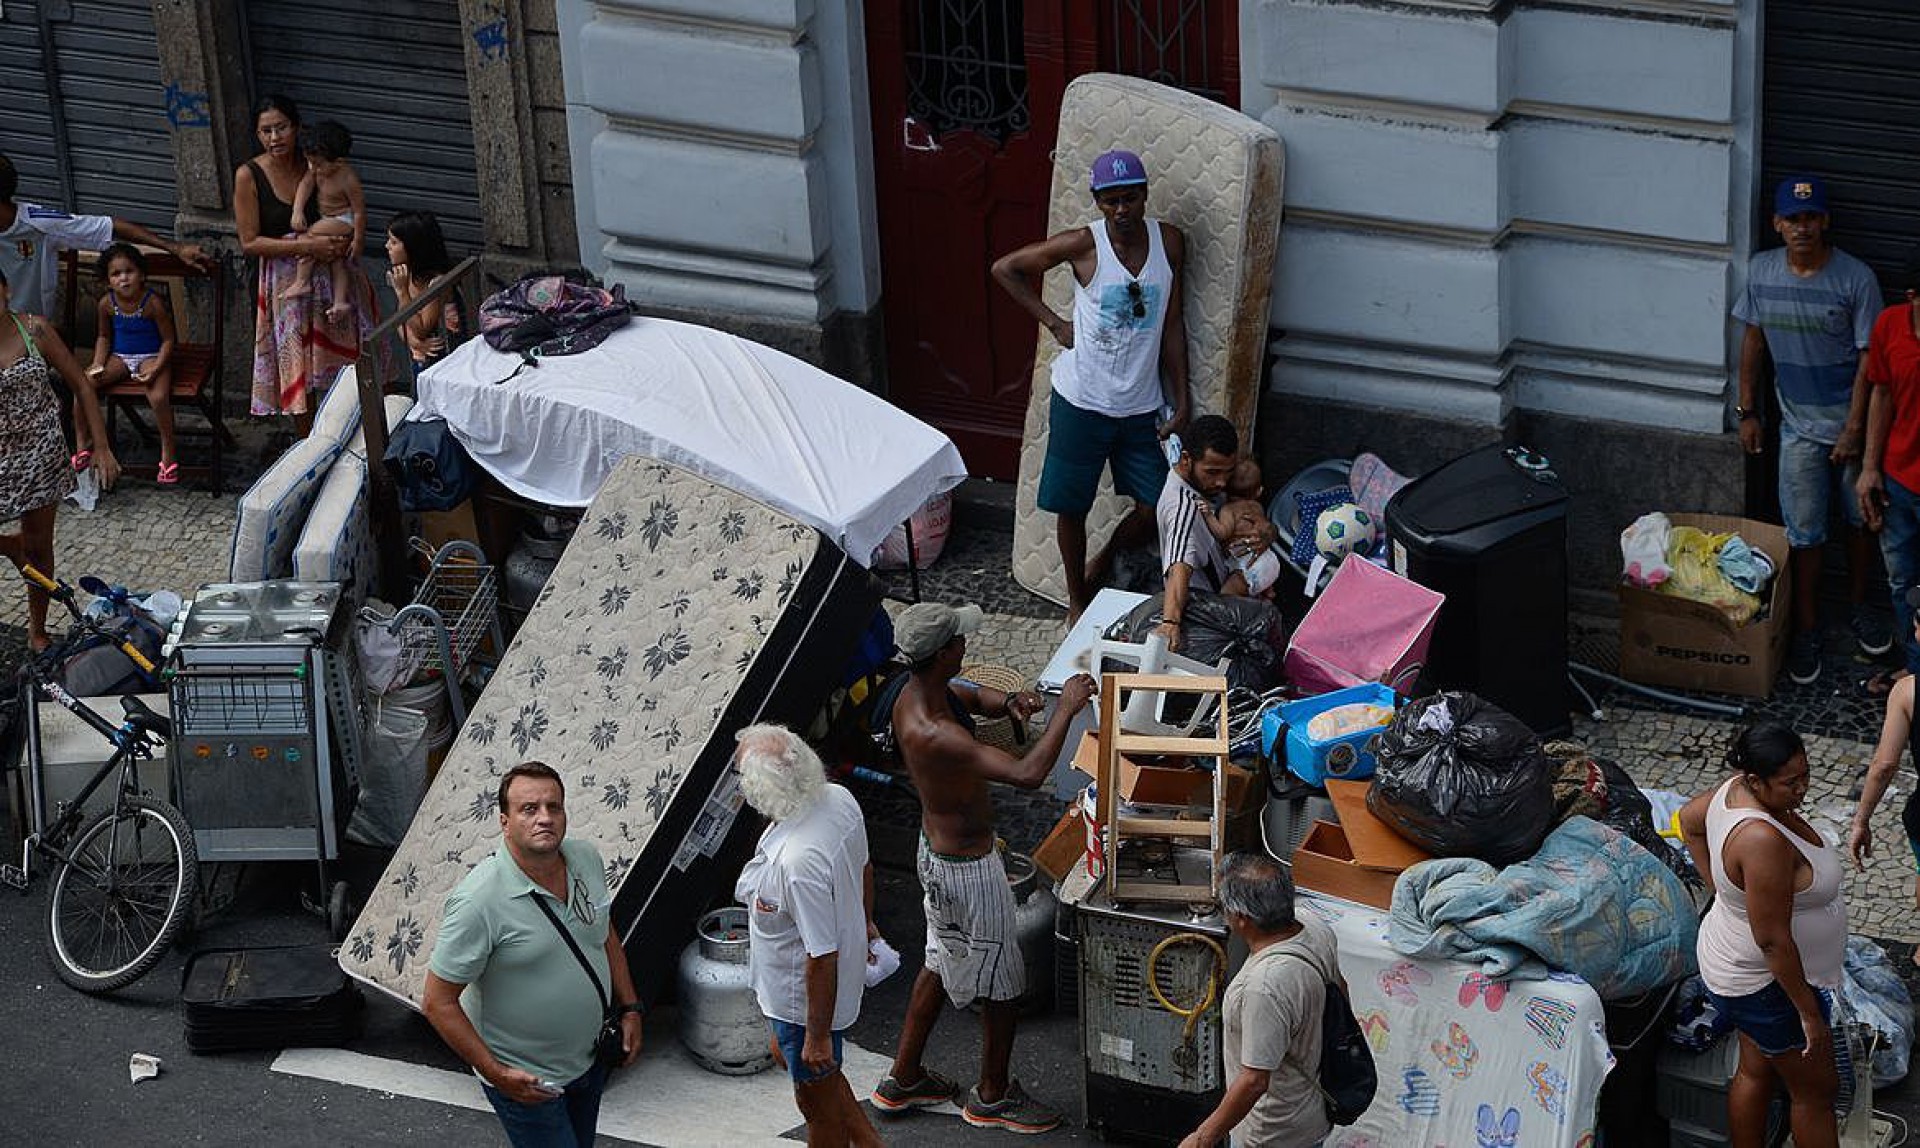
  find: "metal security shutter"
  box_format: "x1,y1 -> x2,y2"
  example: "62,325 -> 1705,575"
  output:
1762,0 -> 1920,293
244,0 -> 483,254
0,0 -> 177,231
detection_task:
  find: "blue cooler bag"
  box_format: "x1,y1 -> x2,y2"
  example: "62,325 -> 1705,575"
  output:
1261,683 -> 1398,785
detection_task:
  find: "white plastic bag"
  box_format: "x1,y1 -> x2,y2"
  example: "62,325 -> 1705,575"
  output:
355,603 -> 417,696
65,468 -> 99,512
1620,511 -> 1673,588
345,700 -> 431,848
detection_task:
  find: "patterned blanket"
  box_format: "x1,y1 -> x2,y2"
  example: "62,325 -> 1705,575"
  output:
1387,815 -> 1698,999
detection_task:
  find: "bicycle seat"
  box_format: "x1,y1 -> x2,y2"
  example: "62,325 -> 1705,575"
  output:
120,695 -> 172,739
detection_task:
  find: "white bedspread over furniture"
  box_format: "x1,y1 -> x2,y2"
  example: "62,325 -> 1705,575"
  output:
413,317 -> 968,565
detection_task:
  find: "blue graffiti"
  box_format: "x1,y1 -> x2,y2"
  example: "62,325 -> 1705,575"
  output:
473,18 -> 510,62
163,81 -> 210,129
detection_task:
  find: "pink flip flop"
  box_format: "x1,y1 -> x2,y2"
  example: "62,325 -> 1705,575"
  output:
70,449 -> 91,472
156,461 -> 180,486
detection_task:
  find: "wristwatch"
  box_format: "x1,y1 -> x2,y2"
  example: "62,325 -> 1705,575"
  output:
1734,405 -> 1756,420
612,1001 -> 645,1017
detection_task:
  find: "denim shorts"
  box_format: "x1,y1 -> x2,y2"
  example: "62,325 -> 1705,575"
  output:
1710,980 -> 1833,1055
1037,390 -> 1168,515
768,1017 -> 845,1085
1778,426 -> 1863,548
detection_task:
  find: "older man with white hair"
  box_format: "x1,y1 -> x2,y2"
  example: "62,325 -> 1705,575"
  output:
734,724 -> 883,1147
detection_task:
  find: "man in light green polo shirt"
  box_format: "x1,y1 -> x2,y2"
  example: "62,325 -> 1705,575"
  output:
424,762 -> 645,1147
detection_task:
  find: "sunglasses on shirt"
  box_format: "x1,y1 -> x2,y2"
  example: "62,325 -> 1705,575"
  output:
1126,280 -> 1145,319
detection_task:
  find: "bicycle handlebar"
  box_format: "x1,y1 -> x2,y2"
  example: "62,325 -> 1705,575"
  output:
18,564 -> 159,676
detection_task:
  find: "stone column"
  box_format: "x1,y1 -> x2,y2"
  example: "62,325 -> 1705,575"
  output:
556,0 -> 881,380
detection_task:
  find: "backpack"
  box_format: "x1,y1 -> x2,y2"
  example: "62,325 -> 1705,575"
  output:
1277,948 -> 1377,1127
477,273 -> 631,370
383,416 -> 481,512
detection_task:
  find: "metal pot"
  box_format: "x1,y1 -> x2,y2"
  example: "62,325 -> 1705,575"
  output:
676,907 -> 772,1075
1007,851 -> 1057,1014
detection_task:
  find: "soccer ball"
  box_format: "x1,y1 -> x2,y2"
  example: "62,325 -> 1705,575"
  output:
1314,502 -> 1377,563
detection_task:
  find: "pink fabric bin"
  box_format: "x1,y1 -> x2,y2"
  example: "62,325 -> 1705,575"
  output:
1283,558 -> 1445,696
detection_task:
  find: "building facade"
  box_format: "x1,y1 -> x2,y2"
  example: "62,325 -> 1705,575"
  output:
554,0 -> 1920,599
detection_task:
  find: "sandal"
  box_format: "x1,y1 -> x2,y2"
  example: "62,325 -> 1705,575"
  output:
156,461 -> 180,486
1860,668 -> 1910,699
69,449 -> 91,472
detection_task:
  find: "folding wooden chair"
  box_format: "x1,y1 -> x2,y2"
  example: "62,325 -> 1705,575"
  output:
60,247 -> 232,495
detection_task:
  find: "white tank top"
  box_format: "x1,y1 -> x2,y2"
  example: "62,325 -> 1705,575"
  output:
1694,777 -> 1847,995
1049,218 -> 1175,418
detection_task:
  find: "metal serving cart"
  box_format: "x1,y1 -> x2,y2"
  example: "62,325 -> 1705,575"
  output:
166,580 -> 360,935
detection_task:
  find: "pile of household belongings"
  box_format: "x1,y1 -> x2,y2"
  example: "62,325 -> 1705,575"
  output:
1297,689 -> 1703,1001
1619,511 -> 1776,625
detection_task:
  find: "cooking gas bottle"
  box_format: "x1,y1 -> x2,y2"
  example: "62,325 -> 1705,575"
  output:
676,907 -> 773,1075
1006,851 -> 1057,1014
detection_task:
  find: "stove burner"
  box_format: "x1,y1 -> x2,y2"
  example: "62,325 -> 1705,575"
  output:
291,590 -> 322,605
199,621 -> 233,636
211,592 -> 244,607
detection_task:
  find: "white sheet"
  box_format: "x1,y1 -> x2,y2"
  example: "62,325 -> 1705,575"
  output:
412,317 -> 968,564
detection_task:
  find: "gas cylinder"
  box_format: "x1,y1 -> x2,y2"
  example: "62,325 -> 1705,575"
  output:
502,516 -> 574,614
676,907 -> 772,1075
1006,851 -> 1057,1014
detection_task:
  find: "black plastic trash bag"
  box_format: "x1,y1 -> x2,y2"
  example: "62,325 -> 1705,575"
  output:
1111,590 -> 1285,693
1366,691 -> 1553,865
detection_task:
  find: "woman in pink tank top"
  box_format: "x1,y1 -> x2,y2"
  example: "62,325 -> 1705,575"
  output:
1679,722 -> 1847,1148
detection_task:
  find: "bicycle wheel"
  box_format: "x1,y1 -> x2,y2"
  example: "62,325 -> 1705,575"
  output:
45,794 -> 198,993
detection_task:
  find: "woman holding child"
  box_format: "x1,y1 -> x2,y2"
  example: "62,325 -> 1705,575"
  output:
234,94 -> 380,425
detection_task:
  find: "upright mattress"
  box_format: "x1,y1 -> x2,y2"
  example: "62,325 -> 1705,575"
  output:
339,456 -> 881,1007
1012,74 -> 1284,607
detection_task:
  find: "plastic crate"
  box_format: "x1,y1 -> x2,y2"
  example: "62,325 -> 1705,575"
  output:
1656,1035 -> 1739,1136
1262,682 -> 1396,785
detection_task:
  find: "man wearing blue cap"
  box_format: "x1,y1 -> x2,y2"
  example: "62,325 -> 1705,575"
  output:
992,148 -> 1191,622
1734,175 -> 1888,684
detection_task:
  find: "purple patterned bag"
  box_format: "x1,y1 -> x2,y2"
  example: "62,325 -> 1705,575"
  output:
478,273 -> 632,367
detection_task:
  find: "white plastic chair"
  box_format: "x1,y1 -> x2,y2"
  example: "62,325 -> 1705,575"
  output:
1091,631 -> 1232,737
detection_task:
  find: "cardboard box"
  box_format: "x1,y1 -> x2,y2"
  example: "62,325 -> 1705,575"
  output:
1617,513 -> 1790,698
1290,779 -> 1432,910
1068,730 -> 1256,811
1030,807 -> 1087,884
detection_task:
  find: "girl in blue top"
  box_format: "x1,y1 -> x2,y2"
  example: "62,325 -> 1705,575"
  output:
83,243 -> 178,484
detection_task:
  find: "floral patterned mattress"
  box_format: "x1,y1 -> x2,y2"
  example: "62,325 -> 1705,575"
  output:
338,455 -> 881,1007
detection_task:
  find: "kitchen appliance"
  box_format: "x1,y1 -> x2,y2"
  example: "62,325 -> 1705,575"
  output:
166,581 -> 359,882
1078,853 -> 1234,1145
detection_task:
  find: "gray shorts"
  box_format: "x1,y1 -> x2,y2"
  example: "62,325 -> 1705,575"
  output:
917,838 -> 1024,1007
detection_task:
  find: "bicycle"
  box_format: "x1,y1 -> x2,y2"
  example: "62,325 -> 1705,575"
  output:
0,565 -> 197,993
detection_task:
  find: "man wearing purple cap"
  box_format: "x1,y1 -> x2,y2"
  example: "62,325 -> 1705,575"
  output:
993,148 -> 1191,623
1734,175 -> 1887,685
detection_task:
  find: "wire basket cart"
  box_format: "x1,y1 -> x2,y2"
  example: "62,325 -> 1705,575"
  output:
366,539 -> 505,731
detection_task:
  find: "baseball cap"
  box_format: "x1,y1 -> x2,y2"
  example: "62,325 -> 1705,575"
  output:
1090,149 -> 1148,191
1775,175 -> 1828,217
895,602 -> 984,662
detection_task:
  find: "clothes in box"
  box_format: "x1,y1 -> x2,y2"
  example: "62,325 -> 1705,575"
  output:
182,944 -> 365,1053
1618,513 -> 1790,698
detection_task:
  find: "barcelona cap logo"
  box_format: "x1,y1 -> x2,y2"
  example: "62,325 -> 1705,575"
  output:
1793,181 -> 1815,200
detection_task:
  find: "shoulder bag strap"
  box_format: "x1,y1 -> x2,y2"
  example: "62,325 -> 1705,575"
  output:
11,313 -> 41,362
1270,947 -> 1338,1075
532,890 -> 610,1012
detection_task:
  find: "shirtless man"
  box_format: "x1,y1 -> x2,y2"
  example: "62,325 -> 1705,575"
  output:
872,601 -> 1097,1134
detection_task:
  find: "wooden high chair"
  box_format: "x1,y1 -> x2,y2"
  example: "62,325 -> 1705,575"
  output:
60,247 -> 231,495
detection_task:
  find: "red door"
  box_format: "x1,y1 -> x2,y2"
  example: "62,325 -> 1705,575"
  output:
867,2 -> 1239,481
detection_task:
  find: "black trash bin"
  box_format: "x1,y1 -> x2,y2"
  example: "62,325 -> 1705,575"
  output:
1385,443 -> 1570,735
